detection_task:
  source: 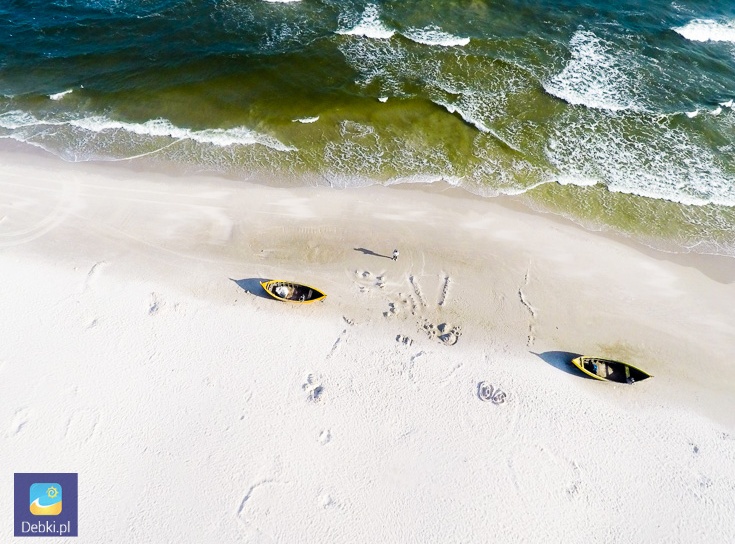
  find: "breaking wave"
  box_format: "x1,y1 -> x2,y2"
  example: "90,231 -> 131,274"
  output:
0,110 -> 296,160
545,110 -> 735,207
544,30 -> 642,112
49,89 -> 74,101
336,4 -> 395,40
673,19 -> 735,42
401,26 -> 469,47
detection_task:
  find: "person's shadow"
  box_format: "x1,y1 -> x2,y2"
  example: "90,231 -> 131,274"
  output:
354,247 -> 392,259
531,350 -> 595,379
230,278 -> 272,299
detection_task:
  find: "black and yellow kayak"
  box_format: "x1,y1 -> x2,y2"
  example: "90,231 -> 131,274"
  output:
260,280 -> 326,303
571,356 -> 652,384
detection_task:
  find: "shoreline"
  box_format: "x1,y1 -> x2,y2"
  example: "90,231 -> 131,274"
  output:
3,139 -> 734,282
2,143 -> 735,541
2,142 -> 734,422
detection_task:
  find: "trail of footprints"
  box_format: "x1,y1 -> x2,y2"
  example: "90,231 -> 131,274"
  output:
354,270 -> 385,292
422,321 -> 462,346
359,270 -> 462,347
302,374 -> 324,403
519,266 -> 537,347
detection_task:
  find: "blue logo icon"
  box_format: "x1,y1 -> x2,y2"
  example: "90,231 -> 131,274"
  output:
14,473 -> 78,537
30,483 -> 63,516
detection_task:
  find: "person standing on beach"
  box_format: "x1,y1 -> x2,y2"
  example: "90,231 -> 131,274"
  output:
392,249 -> 399,261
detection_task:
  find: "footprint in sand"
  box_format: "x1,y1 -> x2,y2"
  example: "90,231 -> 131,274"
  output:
438,275 -> 451,307
519,265 -> 537,347
438,323 -> 462,346
390,351 -> 425,382
384,295 -> 416,318
303,374 -> 324,403
423,320 -> 462,346
396,334 -> 414,346
383,276 -> 423,318
80,261 -> 107,294
148,292 -> 163,315
354,270 -> 385,293
8,407 -> 30,436
383,274 -> 463,346
320,494 -> 336,509
477,381 -> 507,404
318,429 -> 332,445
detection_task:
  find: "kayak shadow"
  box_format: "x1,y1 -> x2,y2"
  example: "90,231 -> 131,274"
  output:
531,350 -> 595,379
230,278 -> 271,300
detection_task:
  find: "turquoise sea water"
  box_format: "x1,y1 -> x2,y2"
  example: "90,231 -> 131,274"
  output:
1,1 -> 734,254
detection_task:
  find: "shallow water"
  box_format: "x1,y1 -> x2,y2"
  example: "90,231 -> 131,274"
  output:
1,1 -> 734,254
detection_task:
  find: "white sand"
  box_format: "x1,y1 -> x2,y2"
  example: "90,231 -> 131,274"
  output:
2,146 -> 735,542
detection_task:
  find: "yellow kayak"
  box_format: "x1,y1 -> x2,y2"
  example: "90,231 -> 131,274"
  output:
571,356 -> 652,384
260,280 -> 326,303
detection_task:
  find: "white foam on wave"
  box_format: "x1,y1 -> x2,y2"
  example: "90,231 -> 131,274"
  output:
0,110 -> 295,152
0,110 -> 43,130
293,116 -> 319,123
432,99 -> 523,154
401,26 -> 470,47
263,0 -> 300,3
77,117 -> 296,151
385,173 -> 463,187
685,110 -> 699,118
545,111 -> 735,207
556,174 -> 598,187
673,19 -> 735,42
49,89 -> 73,101
337,30 -> 408,91
336,4 -> 395,40
435,100 -> 489,133
321,119 -> 460,187
721,99 -> 734,108
544,30 -> 641,112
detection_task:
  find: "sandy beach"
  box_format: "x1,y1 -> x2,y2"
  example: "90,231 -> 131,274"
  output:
2,145 -> 735,542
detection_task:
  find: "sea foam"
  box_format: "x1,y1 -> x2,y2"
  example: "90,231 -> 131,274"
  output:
544,30 -> 640,112
336,4 -> 395,40
545,111 -> 735,207
434,100 -> 491,133
0,111 -> 295,153
432,98 -> 523,155
49,89 -> 73,101
401,26 -> 470,47
555,174 -> 598,187
673,19 -> 735,42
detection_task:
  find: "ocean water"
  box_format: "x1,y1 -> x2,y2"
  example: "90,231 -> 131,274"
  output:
1,1 -> 734,255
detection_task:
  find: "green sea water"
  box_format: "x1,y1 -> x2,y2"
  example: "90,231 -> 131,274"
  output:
1,0 -> 734,255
